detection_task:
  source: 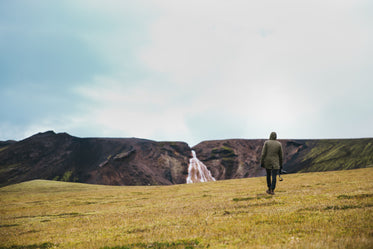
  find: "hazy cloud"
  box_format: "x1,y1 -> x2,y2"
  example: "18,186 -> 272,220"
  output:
0,0 -> 372,145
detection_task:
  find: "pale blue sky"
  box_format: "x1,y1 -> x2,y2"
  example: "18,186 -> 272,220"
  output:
1,0 -> 372,146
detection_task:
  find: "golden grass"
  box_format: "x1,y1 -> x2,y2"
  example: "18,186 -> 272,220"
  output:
0,168 -> 372,249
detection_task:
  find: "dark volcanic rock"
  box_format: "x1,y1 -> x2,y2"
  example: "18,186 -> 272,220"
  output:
0,140 -> 16,149
1,132 -> 372,187
192,138 -> 373,180
0,131 -> 191,187
192,139 -> 266,180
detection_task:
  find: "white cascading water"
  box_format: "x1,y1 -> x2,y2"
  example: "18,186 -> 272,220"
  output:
186,150 -> 216,184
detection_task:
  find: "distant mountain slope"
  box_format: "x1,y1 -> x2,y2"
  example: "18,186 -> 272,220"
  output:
0,140 -> 16,150
192,138 -> 373,179
0,131 -> 191,187
192,139 -> 266,179
1,131 -> 372,187
284,139 -> 373,172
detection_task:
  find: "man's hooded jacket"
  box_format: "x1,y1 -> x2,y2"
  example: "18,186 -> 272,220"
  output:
260,132 -> 283,170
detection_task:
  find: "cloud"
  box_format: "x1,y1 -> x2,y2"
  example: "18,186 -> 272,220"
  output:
0,0 -> 372,143
73,76 -> 193,141
137,0 -> 373,139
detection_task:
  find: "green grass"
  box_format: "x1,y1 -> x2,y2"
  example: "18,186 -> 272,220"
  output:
0,146 -> 9,153
211,146 -> 236,158
0,242 -> 54,249
0,168 -> 372,248
300,139 -> 373,172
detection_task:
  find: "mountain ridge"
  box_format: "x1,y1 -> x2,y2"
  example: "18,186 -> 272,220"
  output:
1,131 -> 372,187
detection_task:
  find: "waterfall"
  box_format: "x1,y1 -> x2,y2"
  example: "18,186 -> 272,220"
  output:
186,150 -> 216,184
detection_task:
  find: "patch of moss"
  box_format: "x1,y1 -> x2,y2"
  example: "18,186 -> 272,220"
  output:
0,146 -> 9,152
101,239 -> 202,249
61,170 -> 72,182
0,164 -> 21,174
324,203 -> 373,210
233,195 -> 273,202
0,242 -> 55,249
337,193 -> 373,199
60,170 -> 78,182
0,224 -> 19,228
211,146 -> 236,158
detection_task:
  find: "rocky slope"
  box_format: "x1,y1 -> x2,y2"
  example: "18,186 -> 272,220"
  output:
1,131 -> 372,187
0,131 -> 190,187
192,138 -> 373,180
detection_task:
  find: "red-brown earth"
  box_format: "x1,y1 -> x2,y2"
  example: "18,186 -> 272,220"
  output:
0,131 -> 372,187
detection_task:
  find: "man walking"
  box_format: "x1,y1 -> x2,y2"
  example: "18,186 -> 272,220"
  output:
260,132 -> 283,195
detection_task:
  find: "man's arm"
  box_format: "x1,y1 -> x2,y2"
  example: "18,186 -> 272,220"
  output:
279,143 -> 283,170
260,142 -> 267,167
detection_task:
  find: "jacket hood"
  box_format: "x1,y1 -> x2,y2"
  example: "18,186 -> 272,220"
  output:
269,132 -> 277,140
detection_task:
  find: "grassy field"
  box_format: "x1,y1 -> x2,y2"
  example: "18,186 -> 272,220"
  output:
0,168 -> 372,249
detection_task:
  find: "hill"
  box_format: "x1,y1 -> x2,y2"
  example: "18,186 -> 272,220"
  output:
192,138 -> 373,179
0,131 -> 191,187
0,131 -> 373,187
0,168 -> 372,248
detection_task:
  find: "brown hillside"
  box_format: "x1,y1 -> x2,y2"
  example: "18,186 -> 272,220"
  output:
0,131 -> 190,187
1,132 -> 372,186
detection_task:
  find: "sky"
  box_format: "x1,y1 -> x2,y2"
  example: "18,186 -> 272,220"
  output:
1,0 -> 372,146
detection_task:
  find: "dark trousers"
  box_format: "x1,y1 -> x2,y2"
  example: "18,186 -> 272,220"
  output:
266,169 -> 279,191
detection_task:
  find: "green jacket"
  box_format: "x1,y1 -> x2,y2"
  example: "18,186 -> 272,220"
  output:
260,132 -> 283,170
